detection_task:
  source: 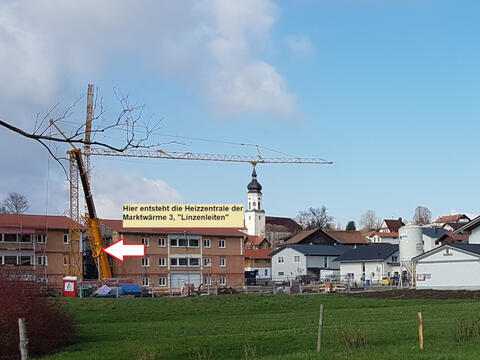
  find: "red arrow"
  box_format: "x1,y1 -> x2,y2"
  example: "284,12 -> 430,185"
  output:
103,238 -> 145,262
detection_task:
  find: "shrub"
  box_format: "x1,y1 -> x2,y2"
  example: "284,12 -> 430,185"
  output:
451,317 -> 480,342
0,269 -> 76,359
337,325 -> 368,349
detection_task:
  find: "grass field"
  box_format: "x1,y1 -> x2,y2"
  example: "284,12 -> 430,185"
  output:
40,294 -> 480,360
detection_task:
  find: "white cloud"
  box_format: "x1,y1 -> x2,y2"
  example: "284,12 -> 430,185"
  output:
285,34 -> 314,55
92,166 -> 183,219
0,0 -> 296,120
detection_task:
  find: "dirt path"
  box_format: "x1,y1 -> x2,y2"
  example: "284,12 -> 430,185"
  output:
350,289 -> 480,300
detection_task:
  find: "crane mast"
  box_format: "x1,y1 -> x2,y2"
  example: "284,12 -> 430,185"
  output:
50,120 -> 113,280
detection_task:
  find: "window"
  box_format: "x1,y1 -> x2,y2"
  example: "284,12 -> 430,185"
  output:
293,255 -> 300,263
19,256 -> 32,266
36,234 -> 46,243
265,259 -> 270,264
38,255 -> 47,266
158,258 -> 166,267
204,239 -> 211,248
324,257 -> 328,268
178,238 -> 187,247
158,237 -> 166,247
141,257 -> 150,267
170,258 -> 178,266
204,258 -> 211,267
159,277 -> 167,287
264,269 -> 268,276
0,256 -> 3,265
219,276 -> 226,286
204,276 -> 211,285
4,234 -> 17,242
171,237 -> 199,247
278,271 -> 284,276
278,256 -> 284,264
178,258 -> 188,266
63,256 -> 69,266
63,234 -> 69,244
189,239 -> 199,247
20,234 -> 31,243
189,258 -> 199,266
392,256 -> 398,262
219,239 -> 225,248
219,258 -> 226,267
142,277 -> 150,287
141,237 -> 150,247
5,256 -> 17,266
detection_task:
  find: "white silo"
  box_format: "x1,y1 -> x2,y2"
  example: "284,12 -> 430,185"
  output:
398,225 -> 424,287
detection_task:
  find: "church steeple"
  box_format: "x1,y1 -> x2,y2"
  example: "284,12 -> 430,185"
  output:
245,166 -> 265,237
247,167 -> 262,193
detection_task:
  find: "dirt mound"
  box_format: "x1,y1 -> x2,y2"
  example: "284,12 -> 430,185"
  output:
350,289 -> 480,300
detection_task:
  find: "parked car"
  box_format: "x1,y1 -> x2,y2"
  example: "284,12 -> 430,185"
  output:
381,277 -> 392,286
295,274 -> 316,285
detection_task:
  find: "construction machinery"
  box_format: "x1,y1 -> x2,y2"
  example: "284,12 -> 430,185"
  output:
50,120 -> 113,280
64,84 -> 333,281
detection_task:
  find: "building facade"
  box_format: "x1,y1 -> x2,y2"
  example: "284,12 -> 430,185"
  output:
100,220 -> 245,290
0,214 -> 82,288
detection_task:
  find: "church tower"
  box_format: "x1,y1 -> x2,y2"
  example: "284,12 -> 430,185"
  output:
244,167 -> 266,237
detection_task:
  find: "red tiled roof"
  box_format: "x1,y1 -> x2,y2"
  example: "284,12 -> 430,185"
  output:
245,236 -> 270,246
435,214 -> 470,223
283,228 -> 337,245
283,228 -> 319,244
371,231 -> 398,238
244,249 -> 272,259
436,232 -> 469,244
266,216 -> 302,232
100,219 -> 245,237
0,214 -> 81,230
326,230 -> 369,244
383,219 -> 405,232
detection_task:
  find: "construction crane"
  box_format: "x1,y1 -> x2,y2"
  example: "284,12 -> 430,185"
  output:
82,147 -> 333,166
50,120 -> 113,280
66,84 -> 333,281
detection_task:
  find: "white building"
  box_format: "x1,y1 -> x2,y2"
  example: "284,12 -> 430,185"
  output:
367,232 -> 399,244
244,167 -> 266,238
270,244 -> 348,282
414,243 -> 480,290
335,243 -> 400,283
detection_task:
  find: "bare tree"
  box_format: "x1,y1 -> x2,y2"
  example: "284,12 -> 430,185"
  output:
296,206 -> 334,230
1,192 -> 29,214
359,210 -> 381,231
0,87 -> 178,178
413,206 -> 432,225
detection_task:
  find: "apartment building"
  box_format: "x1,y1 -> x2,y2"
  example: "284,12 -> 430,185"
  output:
0,214 -> 82,287
100,220 -> 246,289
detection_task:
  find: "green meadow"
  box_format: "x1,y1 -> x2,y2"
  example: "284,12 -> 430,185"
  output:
41,294 -> 480,359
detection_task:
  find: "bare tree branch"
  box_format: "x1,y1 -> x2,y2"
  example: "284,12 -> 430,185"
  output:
0,87 -> 183,181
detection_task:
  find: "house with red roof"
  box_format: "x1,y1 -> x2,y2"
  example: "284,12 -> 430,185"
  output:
434,214 -> 470,228
244,248 -> 272,284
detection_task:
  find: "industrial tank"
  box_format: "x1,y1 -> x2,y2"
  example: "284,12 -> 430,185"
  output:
398,225 -> 424,262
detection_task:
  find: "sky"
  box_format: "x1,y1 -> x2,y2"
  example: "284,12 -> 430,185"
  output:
1,0 -> 479,227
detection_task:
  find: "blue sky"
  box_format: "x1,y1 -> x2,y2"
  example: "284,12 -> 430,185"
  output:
1,0 -> 479,226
